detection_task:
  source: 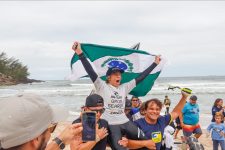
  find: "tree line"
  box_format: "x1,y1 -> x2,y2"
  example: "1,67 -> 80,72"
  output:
0,52 -> 29,81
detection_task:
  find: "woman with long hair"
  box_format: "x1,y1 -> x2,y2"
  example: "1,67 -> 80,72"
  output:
212,98 -> 225,123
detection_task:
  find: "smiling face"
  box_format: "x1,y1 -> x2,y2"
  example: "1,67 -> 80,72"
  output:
145,100 -> 162,124
107,72 -> 122,87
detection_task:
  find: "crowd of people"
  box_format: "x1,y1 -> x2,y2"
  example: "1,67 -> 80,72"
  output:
0,41 -> 224,150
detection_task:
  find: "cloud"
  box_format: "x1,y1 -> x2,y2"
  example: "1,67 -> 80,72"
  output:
0,1 -> 225,79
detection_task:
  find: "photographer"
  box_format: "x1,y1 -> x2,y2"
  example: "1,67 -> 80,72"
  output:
0,93 -> 82,150
70,94 -> 108,150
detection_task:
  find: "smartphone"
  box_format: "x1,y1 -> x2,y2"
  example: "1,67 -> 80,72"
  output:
81,111 -> 96,141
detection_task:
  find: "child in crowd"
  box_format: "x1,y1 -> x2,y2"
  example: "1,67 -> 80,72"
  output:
207,113 -> 225,150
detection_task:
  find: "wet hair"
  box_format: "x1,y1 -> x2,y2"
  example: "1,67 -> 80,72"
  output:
213,98 -> 223,107
144,98 -> 163,110
140,101 -> 146,115
106,77 -> 110,83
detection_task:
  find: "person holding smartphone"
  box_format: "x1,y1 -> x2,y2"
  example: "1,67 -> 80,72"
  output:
0,93 -> 83,150
70,94 -> 109,150
72,42 -> 160,150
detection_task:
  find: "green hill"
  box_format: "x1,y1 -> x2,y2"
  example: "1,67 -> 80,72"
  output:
0,52 -> 34,85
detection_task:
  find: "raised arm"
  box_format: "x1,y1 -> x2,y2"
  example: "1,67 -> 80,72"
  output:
135,55 -> 161,85
72,42 -> 98,82
170,91 -> 189,121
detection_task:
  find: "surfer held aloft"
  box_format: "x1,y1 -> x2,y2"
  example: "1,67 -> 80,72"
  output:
72,42 -> 161,150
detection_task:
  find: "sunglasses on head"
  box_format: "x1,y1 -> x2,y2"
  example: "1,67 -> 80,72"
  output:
89,108 -> 105,114
48,123 -> 57,133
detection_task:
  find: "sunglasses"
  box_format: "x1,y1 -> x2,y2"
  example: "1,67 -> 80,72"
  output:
48,123 -> 57,133
89,108 -> 105,114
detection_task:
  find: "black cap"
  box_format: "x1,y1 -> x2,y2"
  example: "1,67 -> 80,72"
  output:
190,95 -> 197,101
85,94 -> 104,107
125,99 -> 132,109
106,67 -> 124,76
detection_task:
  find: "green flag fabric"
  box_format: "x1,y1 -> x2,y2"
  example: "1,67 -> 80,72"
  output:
70,43 -> 165,96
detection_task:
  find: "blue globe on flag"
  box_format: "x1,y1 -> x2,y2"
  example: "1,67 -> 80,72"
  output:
108,60 -> 128,71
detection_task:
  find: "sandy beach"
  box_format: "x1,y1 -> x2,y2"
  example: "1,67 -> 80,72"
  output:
52,122 -> 213,150
174,129 -> 213,150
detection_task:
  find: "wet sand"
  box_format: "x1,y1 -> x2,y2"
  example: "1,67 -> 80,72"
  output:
174,129 -> 213,150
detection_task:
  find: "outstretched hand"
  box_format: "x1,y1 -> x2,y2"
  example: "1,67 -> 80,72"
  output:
72,41 -> 83,55
181,90 -> 190,99
58,123 -> 83,145
154,55 -> 161,65
96,127 -> 108,140
96,124 -> 108,141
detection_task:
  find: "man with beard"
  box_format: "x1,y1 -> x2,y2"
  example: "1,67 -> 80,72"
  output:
0,93 -> 82,150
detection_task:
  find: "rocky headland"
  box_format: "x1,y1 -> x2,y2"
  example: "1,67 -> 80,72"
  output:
0,72 -> 43,86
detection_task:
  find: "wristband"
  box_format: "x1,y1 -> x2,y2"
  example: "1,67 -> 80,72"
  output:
53,137 -> 65,149
78,53 -> 85,58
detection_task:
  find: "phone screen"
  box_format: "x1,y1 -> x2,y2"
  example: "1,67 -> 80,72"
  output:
82,112 -> 96,141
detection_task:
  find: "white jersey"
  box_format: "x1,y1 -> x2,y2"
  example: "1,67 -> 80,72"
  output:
163,125 -> 175,149
94,78 -> 136,125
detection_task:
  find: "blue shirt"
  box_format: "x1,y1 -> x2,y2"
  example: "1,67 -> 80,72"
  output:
207,122 -> 225,141
130,108 -> 140,115
182,102 -> 199,125
211,106 -> 225,122
129,108 -> 142,121
134,114 -> 172,150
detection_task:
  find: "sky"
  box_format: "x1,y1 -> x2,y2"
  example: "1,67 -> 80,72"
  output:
0,1 -> 225,80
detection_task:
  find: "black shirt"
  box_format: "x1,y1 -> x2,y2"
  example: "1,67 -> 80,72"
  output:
72,118 -> 109,150
211,106 -> 225,123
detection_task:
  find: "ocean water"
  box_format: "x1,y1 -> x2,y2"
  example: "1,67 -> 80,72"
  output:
1,76 -> 225,129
